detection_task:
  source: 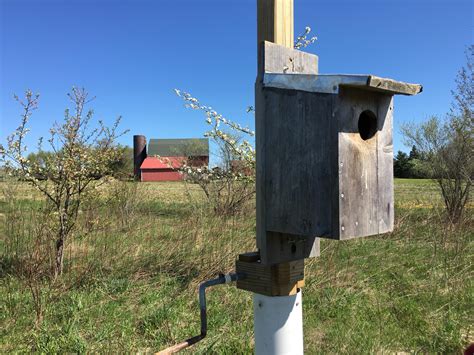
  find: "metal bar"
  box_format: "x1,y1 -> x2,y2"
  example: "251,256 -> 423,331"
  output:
157,273 -> 242,354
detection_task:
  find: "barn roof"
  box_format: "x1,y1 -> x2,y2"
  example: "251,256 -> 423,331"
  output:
148,138 -> 209,157
140,157 -> 184,169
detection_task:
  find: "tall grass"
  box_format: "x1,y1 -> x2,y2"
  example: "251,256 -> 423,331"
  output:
0,179 -> 472,353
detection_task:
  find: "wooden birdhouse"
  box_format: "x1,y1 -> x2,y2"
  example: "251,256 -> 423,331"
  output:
256,42 -> 422,264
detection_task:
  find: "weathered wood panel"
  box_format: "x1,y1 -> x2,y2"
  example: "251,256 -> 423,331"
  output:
256,42 -> 320,265
264,89 -> 336,238
337,88 -> 394,239
376,95 -> 394,234
259,41 -> 319,77
337,88 -> 380,239
262,73 -> 422,96
259,84 -> 395,242
263,232 -> 320,265
255,42 -> 319,264
367,76 -> 422,96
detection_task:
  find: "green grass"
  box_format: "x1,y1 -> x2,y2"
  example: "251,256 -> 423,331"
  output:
394,178 -> 444,209
0,179 -> 472,353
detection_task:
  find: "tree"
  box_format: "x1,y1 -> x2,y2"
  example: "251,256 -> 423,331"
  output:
401,46 -> 473,223
173,90 -> 255,216
408,145 -> 421,160
409,157 -> 430,179
0,88 -> 127,277
408,145 -> 430,178
108,145 -> 134,180
26,151 -> 55,180
394,151 -> 411,178
170,26 -> 317,215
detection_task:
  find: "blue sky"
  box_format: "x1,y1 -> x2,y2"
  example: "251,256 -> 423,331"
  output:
1,0 -> 472,158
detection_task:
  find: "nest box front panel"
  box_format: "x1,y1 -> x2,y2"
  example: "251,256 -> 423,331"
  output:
336,88 -> 394,240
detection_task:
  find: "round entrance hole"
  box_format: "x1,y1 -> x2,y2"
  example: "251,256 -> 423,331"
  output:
358,110 -> 378,140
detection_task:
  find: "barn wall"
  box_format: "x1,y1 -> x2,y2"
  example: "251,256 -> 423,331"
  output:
141,169 -> 183,182
140,155 -> 208,182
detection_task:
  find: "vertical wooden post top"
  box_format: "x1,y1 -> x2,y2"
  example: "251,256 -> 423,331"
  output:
257,0 -> 294,49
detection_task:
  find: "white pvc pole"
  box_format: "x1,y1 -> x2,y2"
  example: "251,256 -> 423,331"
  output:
253,289 -> 304,355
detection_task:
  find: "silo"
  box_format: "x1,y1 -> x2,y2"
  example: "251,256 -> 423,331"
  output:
133,135 -> 147,180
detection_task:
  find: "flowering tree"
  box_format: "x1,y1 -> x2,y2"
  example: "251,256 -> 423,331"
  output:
0,88 -> 127,277
173,90 -> 256,215
170,27 -> 318,215
294,26 -> 318,49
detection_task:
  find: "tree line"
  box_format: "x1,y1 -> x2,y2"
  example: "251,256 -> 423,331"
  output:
394,145 -> 430,179
21,144 -> 438,180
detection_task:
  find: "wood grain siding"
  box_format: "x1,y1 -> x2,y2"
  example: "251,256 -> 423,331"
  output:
257,42 -> 320,264
257,0 -> 294,51
337,88 -> 394,239
258,83 -> 395,244
264,88 -> 336,238
376,95 -> 394,234
258,41 -> 319,77
236,258 -> 304,296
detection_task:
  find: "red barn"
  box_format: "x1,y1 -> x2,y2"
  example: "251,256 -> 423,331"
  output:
137,138 -> 209,182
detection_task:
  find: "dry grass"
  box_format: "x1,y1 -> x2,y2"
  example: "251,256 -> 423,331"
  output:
0,178 -> 472,353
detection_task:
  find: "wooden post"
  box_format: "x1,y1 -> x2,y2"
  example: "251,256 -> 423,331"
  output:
238,0 -> 313,297
250,3 -> 304,353
257,0 -> 294,49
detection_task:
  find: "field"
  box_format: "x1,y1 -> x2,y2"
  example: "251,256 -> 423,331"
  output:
1,178 -> 473,354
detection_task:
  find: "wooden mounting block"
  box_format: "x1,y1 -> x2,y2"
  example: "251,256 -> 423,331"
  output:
236,252 -> 305,296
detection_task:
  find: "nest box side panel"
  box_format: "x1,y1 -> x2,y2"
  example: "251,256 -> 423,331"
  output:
256,42 -> 321,265
263,88 -> 337,238
258,41 -> 319,77
376,95 -> 394,234
336,88 -> 394,240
